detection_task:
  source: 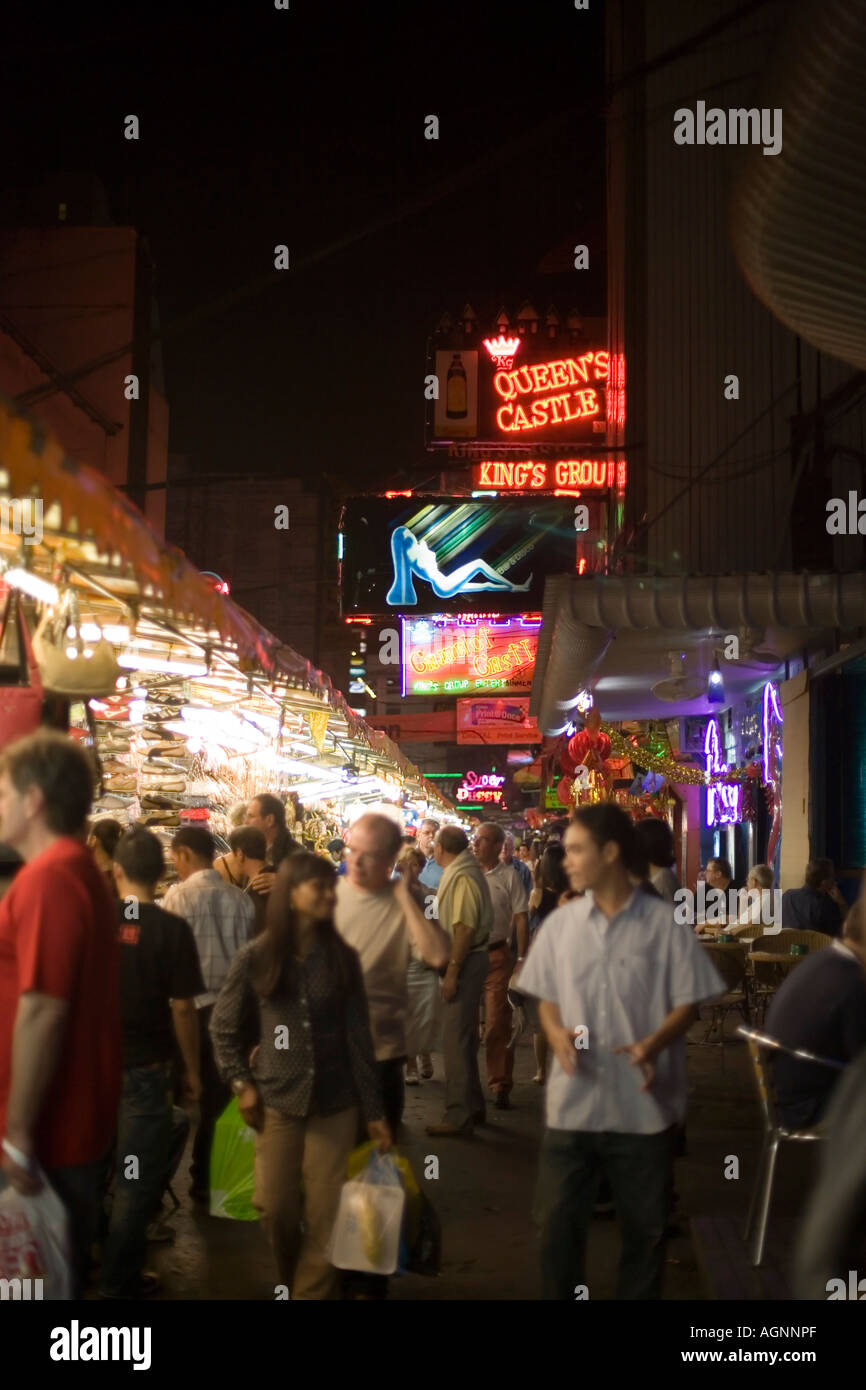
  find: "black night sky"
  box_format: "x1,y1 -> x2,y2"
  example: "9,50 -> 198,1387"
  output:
1,2 -> 605,492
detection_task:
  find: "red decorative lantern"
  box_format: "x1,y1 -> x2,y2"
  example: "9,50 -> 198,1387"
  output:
557,776 -> 574,806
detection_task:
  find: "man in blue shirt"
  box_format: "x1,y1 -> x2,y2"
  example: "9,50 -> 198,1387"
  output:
417,818 -> 442,901
501,832 -> 532,897
519,805 -> 723,1299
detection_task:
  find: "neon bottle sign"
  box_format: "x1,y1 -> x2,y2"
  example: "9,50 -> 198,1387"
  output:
455,770 -> 505,803
704,719 -> 742,826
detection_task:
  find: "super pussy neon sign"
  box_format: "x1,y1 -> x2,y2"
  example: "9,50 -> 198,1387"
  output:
493,351 -> 609,434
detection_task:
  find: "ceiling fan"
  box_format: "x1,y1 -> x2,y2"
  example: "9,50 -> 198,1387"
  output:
651,651 -> 706,703
716,628 -> 782,669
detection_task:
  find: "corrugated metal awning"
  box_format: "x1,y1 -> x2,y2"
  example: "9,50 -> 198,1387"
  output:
731,0 -> 866,370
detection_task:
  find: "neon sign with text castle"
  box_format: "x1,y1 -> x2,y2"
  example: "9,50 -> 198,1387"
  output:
493,351 -> 609,434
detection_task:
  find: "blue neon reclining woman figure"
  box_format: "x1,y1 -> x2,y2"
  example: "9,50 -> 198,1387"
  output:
386,526 -> 533,606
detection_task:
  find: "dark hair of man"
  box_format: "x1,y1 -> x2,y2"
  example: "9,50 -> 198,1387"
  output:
90,817 -> 124,857
708,857 -> 733,881
254,792 -> 286,829
171,825 -> 216,863
571,803 -> 648,879
1,730 -> 95,835
438,825 -> 468,856
251,851 -> 353,1000
114,827 -> 165,889
252,793 -> 298,869
805,858 -> 834,891
540,841 -> 568,897
634,817 -> 676,869
229,826 -> 267,860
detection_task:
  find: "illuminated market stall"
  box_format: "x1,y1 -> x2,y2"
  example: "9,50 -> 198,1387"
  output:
0,397 -> 457,862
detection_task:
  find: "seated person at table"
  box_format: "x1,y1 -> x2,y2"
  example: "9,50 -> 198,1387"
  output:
766,899 -> 866,1129
727,864 -> 775,934
782,859 -> 848,938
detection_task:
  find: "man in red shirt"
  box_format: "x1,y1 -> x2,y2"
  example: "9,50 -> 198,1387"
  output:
0,731 -> 122,1297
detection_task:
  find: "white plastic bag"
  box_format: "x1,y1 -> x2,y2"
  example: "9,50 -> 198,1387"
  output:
0,1167 -> 73,1299
329,1152 -> 406,1275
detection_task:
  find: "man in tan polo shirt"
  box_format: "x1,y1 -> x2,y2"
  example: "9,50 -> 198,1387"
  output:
335,814 -> 450,1135
426,825 -> 494,1138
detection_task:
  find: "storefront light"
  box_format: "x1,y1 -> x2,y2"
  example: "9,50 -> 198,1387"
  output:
4,568 -> 59,605
118,653 -> 208,677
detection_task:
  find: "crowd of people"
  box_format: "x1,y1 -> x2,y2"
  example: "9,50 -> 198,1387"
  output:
1,728 -> 864,1302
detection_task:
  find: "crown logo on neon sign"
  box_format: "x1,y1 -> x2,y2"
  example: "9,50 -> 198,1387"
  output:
483,336 -> 521,369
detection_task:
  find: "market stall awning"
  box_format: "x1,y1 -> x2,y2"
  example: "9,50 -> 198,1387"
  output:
0,392 -> 452,813
530,570 -> 866,733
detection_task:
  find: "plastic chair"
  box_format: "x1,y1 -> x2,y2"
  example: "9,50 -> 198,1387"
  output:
736,1026 -> 844,1266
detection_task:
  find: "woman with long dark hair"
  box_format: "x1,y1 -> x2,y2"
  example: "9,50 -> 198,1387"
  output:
210,851 -> 389,1300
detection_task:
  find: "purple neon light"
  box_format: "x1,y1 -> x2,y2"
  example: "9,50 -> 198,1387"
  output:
763,681 -> 784,783
704,718 -> 742,827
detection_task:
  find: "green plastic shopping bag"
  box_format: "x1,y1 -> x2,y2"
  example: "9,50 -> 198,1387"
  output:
209,1097 -> 260,1221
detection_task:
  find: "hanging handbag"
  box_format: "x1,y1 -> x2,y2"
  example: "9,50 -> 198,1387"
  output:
0,592 -> 44,748
33,593 -> 121,699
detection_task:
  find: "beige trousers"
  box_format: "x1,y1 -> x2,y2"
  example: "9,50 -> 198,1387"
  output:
253,1104 -> 358,1300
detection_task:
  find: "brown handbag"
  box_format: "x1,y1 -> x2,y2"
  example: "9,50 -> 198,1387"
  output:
0,592 -> 44,749
33,598 -> 121,699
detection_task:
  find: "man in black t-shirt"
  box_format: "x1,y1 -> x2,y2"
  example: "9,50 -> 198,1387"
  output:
99,828 -> 205,1300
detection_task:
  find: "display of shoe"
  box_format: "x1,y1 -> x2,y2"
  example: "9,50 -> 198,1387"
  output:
405,1068 -> 420,1085
419,1054 -> 434,1079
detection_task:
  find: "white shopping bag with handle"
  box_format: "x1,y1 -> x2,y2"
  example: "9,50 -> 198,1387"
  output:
0,1163 -> 73,1300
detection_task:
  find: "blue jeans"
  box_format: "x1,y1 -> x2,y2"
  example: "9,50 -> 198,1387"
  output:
99,1062 -> 173,1295
534,1125 -> 677,1300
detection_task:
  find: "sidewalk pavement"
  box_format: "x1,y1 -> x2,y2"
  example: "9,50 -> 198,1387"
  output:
90,1020 -> 819,1299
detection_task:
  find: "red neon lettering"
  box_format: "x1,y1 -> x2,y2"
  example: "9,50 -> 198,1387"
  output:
594,350 -> 610,379
478,461 -> 496,486
548,361 -> 569,389
530,363 -> 551,392
494,370 -> 516,400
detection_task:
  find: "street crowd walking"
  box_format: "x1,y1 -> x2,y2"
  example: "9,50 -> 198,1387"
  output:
2,732 -> 865,1301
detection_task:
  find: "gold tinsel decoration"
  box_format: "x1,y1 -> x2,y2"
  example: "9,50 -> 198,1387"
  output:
307,710 -> 329,754
601,724 -> 752,787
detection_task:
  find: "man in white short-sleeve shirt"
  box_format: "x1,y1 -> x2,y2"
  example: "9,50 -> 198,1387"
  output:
518,805 -> 723,1300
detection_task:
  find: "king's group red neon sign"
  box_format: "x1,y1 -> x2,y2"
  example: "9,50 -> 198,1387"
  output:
473,459 -> 626,491
493,350 -> 608,434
